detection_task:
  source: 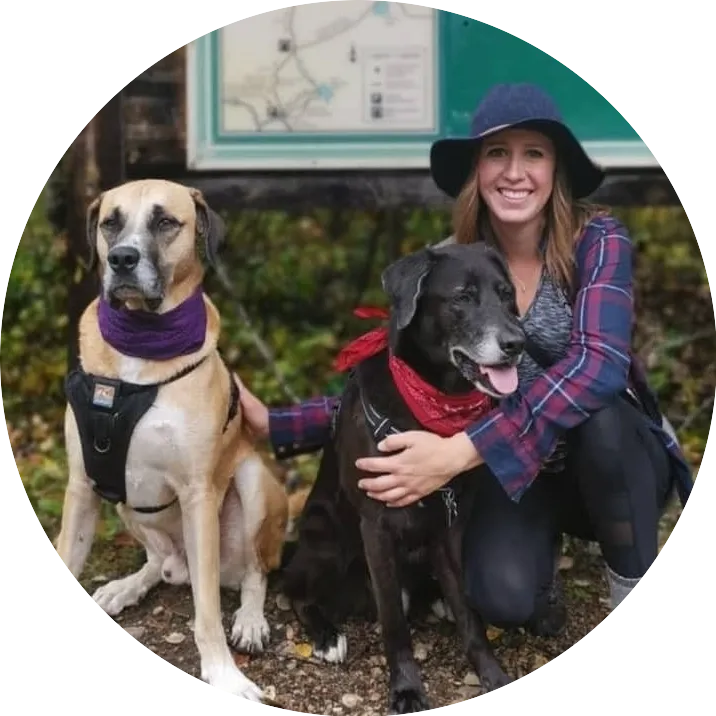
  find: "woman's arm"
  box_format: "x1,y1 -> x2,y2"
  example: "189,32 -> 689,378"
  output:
466,216 -> 634,501
268,397 -> 338,459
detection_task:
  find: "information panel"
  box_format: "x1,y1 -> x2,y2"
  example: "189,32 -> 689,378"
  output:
187,2 -> 656,170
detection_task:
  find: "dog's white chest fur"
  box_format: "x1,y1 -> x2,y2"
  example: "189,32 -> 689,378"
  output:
118,356 -> 195,508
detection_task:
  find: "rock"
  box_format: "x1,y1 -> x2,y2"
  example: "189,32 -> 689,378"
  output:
286,625 -> 296,641
413,643 -> 429,662
124,626 -> 146,640
152,606 -> 164,616
164,631 -> 186,645
558,555 -> 574,571
456,685 -> 480,701
463,671 -> 480,687
341,694 -> 361,709
276,593 -> 292,611
368,692 -> 381,702
370,667 -> 383,678
532,653 -> 550,669
91,574 -> 109,584
573,579 -> 591,587
264,685 -> 277,701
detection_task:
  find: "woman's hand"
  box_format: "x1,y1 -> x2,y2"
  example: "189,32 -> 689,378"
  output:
355,431 -> 483,508
236,377 -> 270,439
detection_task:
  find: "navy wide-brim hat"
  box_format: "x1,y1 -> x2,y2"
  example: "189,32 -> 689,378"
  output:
430,83 -> 605,199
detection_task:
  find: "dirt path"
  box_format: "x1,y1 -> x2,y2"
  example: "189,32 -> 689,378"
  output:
79,534 -> 621,715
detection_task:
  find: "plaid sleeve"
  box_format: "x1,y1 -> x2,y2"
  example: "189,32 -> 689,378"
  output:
268,396 -> 338,459
466,217 -> 634,501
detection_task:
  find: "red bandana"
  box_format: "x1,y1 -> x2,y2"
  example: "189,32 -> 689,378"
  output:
333,307 -> 493,437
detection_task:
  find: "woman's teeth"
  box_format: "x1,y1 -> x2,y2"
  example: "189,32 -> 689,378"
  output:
499,189 -> 531,201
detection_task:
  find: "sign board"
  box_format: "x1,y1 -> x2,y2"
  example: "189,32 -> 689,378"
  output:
187,2 -> 656,171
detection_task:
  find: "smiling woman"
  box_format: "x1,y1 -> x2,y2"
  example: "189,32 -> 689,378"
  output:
237,83 -> 694,641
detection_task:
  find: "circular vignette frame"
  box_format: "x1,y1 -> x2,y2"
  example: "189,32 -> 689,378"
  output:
7,9 -> 713,710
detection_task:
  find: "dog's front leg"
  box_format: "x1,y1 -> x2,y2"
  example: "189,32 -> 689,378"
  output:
228,455 -> 272,654
430,535 -> 512,692
55,479 -> 101,578
181,483 -> 263,703
55,411 -> 101,579
360,516 -> 429,714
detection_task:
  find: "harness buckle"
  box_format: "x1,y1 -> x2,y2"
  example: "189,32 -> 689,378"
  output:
439,487 -> 458,527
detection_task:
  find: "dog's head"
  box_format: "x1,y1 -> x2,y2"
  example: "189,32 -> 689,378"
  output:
86,179 -> 225,311
381,242 -> 525,398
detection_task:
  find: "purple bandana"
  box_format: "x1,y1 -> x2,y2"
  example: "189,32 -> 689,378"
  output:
98,288 -> 207,360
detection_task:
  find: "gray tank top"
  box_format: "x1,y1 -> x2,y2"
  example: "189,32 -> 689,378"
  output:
518,270 -> 573,471
517,269 -> 573,389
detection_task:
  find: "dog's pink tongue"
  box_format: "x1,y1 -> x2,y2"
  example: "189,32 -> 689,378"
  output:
482,365 -> 519,395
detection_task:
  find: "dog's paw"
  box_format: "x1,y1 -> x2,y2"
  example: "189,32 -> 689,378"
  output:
479,662 -> 513,692
230,608 -> 270,654
314,632 -> 347,664
430,598 -> 455,623
388,686 -> 430,714
93,574 -> 151,616
202,662 -> 263,702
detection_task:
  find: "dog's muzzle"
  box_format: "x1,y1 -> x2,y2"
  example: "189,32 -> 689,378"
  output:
105,245 -> 163,309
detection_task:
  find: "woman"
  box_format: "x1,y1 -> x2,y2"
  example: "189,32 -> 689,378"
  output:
238,83 -> 693,634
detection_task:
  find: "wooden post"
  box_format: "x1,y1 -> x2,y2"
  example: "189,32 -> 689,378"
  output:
61,91 -> 125,370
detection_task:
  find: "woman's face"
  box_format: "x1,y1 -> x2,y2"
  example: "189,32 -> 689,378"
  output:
475,128 -> 556,230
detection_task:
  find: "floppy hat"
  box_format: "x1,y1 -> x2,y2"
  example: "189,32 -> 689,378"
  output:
429,83 -> 605,199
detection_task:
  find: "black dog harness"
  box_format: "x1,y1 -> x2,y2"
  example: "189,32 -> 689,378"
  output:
65,356 -> 239,513
349,365 -> 460,528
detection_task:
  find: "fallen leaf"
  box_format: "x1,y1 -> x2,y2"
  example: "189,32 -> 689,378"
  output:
294,642 -> 313,659
486,626 -> 504,642
232,652 -> 250,668
113,531 -> 138,547
164,632 -> 186,645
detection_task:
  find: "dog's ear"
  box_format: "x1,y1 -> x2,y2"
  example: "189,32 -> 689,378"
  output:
85,193 -> 104,273
189,188 -> 226,268
381,248 -> 436,331
482,242 -> 512,283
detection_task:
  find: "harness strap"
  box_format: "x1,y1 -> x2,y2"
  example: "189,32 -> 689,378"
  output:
224,366 -> 240,432
66,354 -> 218,513
353,363 -> 459,527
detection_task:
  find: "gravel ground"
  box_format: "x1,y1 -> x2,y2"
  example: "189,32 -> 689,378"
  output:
78,531 -> 646,715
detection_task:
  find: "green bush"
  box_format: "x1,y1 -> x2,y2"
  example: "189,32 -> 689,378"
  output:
2,192 -> 712,539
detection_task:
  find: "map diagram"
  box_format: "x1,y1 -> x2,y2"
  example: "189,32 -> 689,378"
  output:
219,1 -> 437,134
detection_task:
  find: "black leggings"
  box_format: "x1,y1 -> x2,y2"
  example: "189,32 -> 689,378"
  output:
462,395 -> 674,628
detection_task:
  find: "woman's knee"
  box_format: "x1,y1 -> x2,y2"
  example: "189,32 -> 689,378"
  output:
569,396 -> 668,488
464,557 -> 538,628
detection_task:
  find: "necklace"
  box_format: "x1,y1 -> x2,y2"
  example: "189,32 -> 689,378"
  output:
508,263 -> 543,294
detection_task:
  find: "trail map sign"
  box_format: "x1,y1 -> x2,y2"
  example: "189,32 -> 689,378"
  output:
187,2 -> 656,171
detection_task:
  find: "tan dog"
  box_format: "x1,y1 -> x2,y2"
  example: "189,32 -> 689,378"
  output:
55,179 -> 288,702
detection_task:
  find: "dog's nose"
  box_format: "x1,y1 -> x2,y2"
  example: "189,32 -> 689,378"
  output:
108,246 -> 140,273
499,335 -> 525,358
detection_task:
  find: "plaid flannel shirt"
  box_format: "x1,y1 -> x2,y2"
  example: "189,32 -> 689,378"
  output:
269,216 -> 693,505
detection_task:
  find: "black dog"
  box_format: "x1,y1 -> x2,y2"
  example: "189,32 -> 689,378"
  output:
282,242 -> 525,713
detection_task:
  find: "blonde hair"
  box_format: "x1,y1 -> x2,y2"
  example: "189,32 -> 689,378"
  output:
452,157 -> 608,293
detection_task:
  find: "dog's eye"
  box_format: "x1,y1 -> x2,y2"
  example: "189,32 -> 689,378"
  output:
496,284 -> 514,301
100,216 -> 118,231
157,217 -> 178,231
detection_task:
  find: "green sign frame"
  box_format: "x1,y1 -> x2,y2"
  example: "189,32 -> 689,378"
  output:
186,4 -> 656,171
